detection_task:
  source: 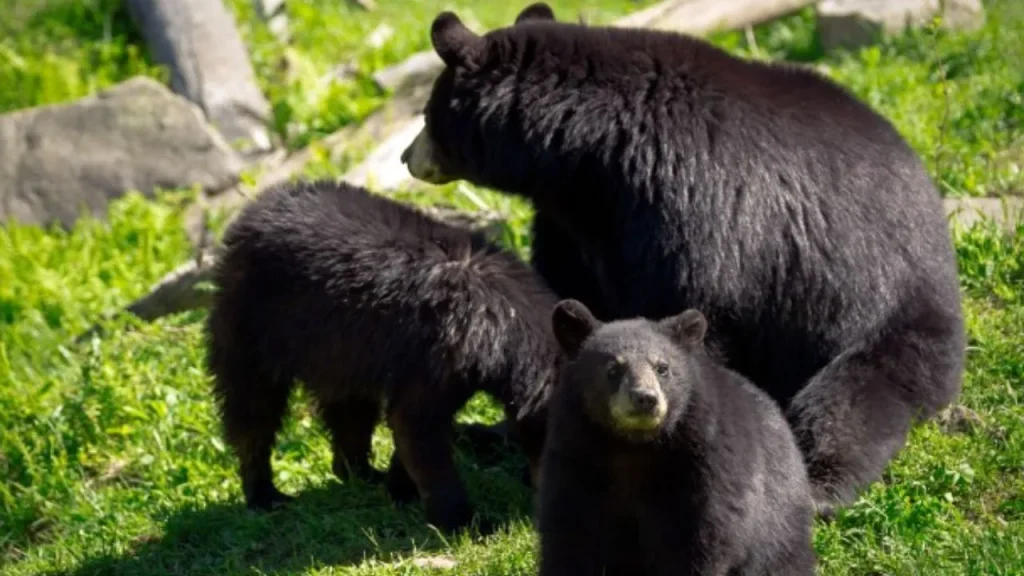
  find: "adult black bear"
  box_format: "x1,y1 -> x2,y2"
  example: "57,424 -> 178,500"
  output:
537,299 -> 816,576
205,179 -> 557,532
401,3 -> 966,515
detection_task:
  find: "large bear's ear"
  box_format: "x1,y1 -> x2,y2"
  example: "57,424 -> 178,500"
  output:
431,12 -> 486,69
515,2 -> 556,25
552,299 -> 600,356
660,309 -> 707,347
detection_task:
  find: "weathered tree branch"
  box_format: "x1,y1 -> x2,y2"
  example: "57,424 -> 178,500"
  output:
612,0 -> 815,33
75,201 -> 503,343
369,0 -> 817,97
348,0 -> 376,11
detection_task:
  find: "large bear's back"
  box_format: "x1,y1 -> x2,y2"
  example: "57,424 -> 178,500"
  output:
490,23 -> 959,398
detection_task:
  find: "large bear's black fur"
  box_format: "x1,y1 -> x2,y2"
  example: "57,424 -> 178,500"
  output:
401,3 -> 966,514
537,299 -> 816,576
205,179 -> 558,532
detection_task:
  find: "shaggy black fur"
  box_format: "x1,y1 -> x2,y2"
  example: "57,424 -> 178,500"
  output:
402,3 -> 966,514
537,299 -> 816,576
205,180 -> 558,532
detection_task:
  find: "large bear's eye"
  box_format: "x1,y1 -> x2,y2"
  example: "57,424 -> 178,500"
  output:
654,361 -> 669,376
606,361 -> 623,381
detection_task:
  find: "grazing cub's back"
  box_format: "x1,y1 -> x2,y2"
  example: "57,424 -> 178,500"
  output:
210,179 -> 557,401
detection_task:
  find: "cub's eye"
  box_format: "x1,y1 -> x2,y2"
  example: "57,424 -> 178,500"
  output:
654,361 -> 670,376
606,362 -> 623,380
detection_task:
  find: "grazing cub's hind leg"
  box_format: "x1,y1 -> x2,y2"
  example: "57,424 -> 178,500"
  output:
317,395 -> 386,485
212,363 -> 296,511
385,451 -> 419,504
386,385 -> 475,533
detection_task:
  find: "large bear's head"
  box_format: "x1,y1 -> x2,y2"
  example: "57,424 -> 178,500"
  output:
400,3 -> 562,193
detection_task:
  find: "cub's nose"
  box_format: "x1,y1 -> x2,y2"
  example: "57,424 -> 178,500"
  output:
400,144 -> 412,164
629,388 -> 659,412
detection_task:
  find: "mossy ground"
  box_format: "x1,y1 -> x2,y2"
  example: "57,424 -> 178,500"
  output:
1,1 -> 1022,574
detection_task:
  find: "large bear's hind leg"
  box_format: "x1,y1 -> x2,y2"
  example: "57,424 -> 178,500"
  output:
786,304 -> 964,516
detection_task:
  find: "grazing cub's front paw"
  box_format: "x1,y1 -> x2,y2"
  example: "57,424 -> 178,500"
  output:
245,484 -> 295,512
332,454 -> 387,486
423,486 -> 475,534
385,454 -> 421,504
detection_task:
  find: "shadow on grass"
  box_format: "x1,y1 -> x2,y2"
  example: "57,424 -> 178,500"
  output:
55,424 -> 533,576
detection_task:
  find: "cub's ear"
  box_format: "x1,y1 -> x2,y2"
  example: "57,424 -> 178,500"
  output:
661,309 -> 707,346
515,2 -> 556,25
551,299 -> 600,356
431,12 -> 486,69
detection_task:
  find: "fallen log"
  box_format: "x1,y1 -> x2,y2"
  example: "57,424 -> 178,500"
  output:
75,204 -> 505,342
612,0 -> 815,33
75,249 -> 217,343
370,0 -> 816,98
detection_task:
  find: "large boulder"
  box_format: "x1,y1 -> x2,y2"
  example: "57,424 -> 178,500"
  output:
0,76 -> 243,228
125,0 -> 275,156
817,0 -> 985,52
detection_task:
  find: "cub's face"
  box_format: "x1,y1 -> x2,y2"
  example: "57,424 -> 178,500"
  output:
575,335 -> 674,436
550,300 -> 708,441
400,3 -> 558,188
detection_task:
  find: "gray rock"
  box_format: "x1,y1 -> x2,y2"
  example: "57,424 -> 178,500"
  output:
253,0 -> 289,41
367,23 -> 395,49
369,16 -> 485,96
125,0 -> 275,155
410,556 -> 458,570
817,0 -> 985,52
0,76 -> 243,228
181,80 -> 435,247
945,196 -> 1024,233
372,51 -> 445,95
341,115 -> 424,191
937,404 -> 985,435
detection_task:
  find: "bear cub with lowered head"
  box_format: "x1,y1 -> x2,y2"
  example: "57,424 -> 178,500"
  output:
206,180 -> 557,533
537,299 -> 816,576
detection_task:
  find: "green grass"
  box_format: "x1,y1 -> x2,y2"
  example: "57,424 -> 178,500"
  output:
710,1 -> 1024,198
0,0 -> 165,113
226,0 -> 665,150
1,0 -> 1023,574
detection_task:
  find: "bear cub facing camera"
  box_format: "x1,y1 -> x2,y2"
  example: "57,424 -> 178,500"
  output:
205,180 -> 558,533
537,300 -> 816,576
